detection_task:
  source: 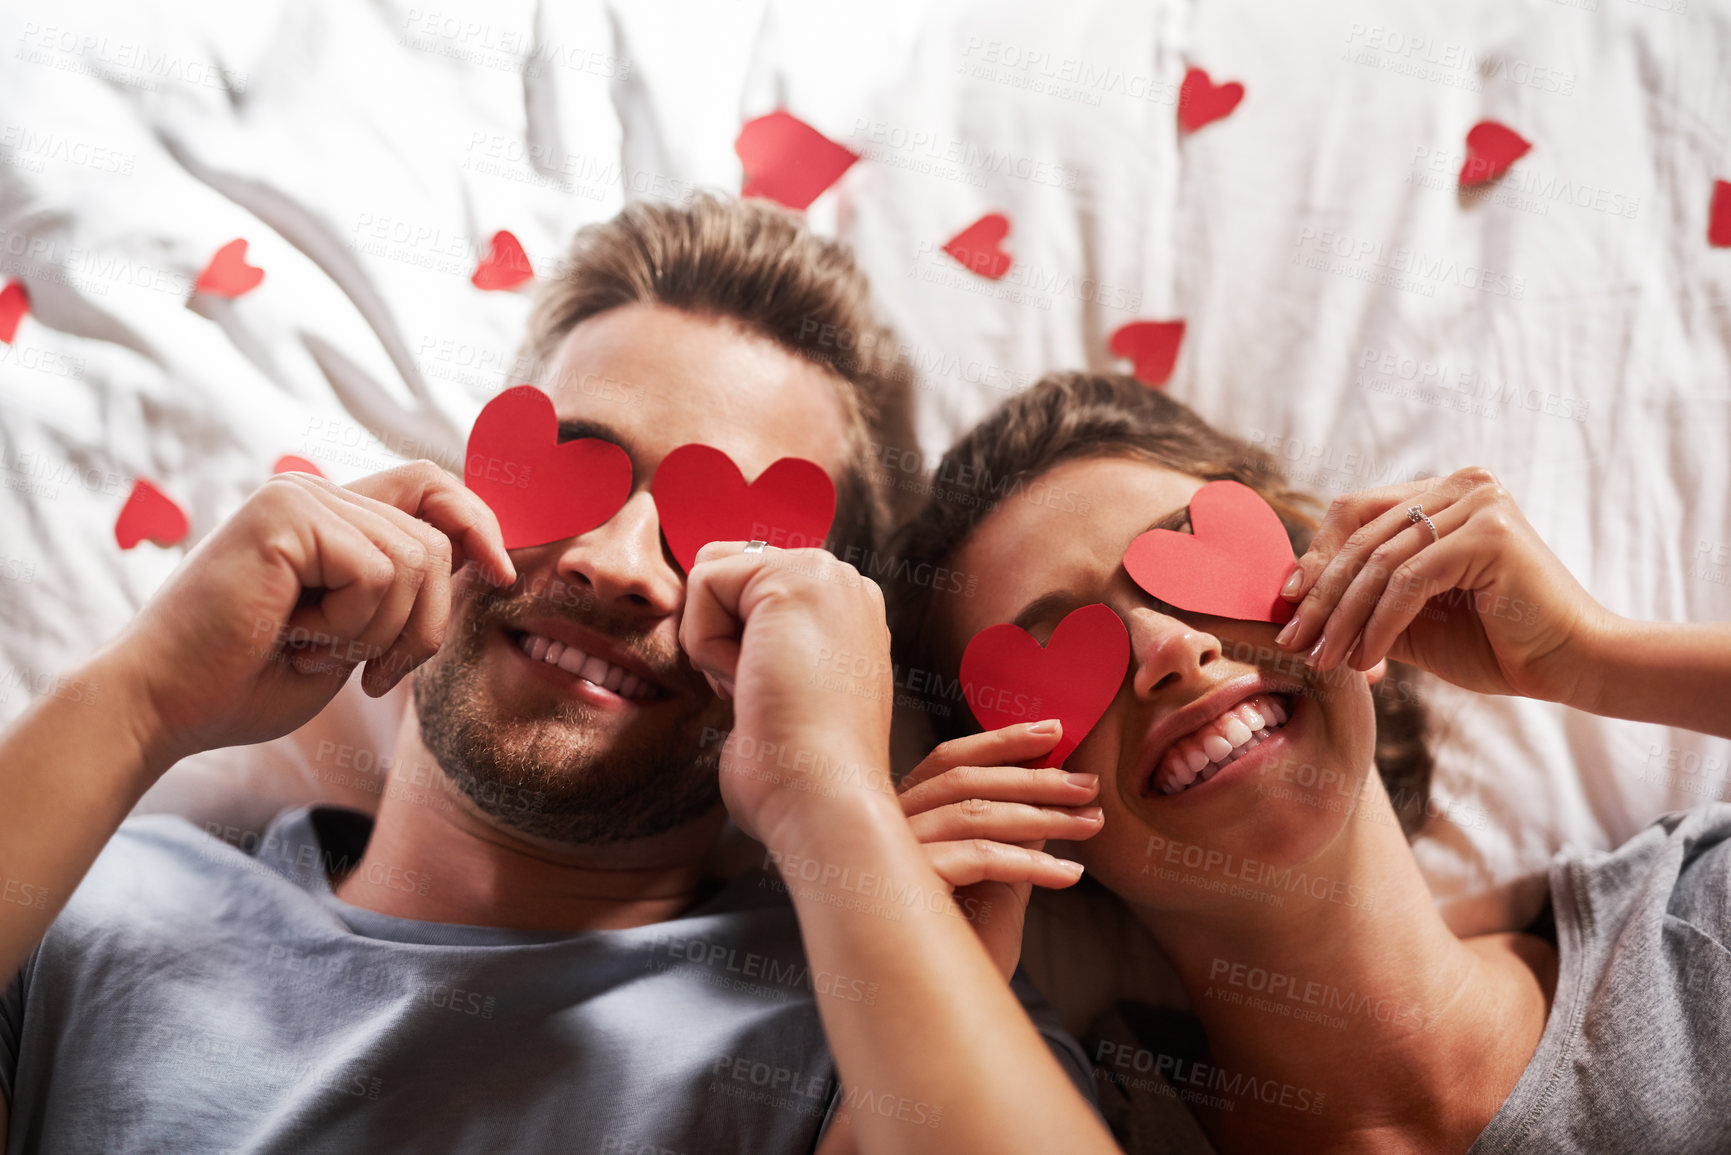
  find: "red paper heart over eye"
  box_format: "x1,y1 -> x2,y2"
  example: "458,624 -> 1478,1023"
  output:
943,213 -> 1013,280
1178,68 -> 1244,133
1709,180 -> 1731,247
472,230 -> 534,291
1110,320 -> 1186,387
735,111 -> 860,211
0,280 -> 29,344
1124,481 -> 1297,624
652,444 -> 836,572
960,603 -> 1130,768
195,239 -> 264,298
115,478 -> 190,550
1459,121 -> 1530,189
464,386 -> 633,549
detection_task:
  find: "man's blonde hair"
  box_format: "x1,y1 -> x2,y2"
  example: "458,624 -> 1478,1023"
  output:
518,193 -> 917,562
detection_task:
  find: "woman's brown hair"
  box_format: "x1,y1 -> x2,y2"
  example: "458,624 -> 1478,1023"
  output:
886,371 -> 1434,839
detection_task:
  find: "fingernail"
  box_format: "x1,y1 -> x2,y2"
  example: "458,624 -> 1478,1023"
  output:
1028,719 -> 1061,735
1077,806 -> 1104,821
1280,569 -> 1303,598
1275,618 -> 1298,647
1306,636 -> 1327,666
1062,860 -> 1085,877
1063,772 -> 1098,789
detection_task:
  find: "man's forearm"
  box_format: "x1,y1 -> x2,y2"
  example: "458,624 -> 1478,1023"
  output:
1577,617 -> 1731,738
0,641 -> 170,979
763,770 -> 1113,1155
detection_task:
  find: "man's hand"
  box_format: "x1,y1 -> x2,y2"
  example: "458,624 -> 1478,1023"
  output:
677,541 -> 894,845
899,723 -> 1101,978
111,462 -> 515,774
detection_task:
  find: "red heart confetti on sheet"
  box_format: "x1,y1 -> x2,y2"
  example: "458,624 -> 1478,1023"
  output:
1709,180 -> 1731,247
1109,320 -> 1186,387
651,443 -> 836,573
1123,480 -> 1297,624
735,111 -> 860,211
0,281 -> 27,344
1178,68 -> 1245,133
114,478 -> 191,550
464,385 -> 633,549
943,213 -> 1014,280
472,230 -> 535,291
272,455 -> 325,478
194,239 -> 264,298
1458,122 -> 1531,189
959,603 -> 1130,768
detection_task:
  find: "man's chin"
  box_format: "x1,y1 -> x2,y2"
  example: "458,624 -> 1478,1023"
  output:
409,643 -> 730,846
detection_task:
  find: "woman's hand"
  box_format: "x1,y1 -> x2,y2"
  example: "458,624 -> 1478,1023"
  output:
678,542 -> 897,846
1275,467 -> 1613,702
899,722 -> 1103,979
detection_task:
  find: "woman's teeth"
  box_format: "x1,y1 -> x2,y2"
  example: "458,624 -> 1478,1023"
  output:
1153,693 -> 1291,796
516,632 -> 659,701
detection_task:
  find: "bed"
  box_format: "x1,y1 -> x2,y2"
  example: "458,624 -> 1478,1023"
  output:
2,0 -> 1728,1033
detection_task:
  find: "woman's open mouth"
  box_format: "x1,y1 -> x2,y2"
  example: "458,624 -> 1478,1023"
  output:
1147,691 -> 1297,797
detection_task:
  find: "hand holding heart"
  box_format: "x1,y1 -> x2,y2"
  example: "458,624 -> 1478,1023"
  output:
1274,466 -> 1614,703
898,723 -> 1101,979
678,542 -> 896,846
103,462 -> 516,774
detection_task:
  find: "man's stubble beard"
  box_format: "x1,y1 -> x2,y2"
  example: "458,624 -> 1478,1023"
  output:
410,590 -> 727,846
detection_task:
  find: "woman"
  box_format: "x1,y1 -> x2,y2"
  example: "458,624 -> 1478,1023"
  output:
885,371 -> 1731,1153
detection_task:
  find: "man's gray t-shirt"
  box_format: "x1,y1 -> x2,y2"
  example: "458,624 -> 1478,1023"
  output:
1471,801 -> 1731,1153
0,805 -> 1093,1153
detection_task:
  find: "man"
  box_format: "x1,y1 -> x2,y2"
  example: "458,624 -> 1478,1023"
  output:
0,195 -> 1112,1153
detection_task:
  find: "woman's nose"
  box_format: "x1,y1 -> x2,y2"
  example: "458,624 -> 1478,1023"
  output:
1129,611 -> 1223,698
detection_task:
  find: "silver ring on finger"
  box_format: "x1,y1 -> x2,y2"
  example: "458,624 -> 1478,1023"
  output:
1407,504 -> 1439,544
743,540 -> 768,556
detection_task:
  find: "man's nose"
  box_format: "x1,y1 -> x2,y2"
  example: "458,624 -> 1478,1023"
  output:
1129,610 -> 1223,698
552,491 -> 682,615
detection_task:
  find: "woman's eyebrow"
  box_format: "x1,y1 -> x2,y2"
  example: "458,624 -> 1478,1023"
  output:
1011,590 -> 1080,632
1144,506 -> 1192,535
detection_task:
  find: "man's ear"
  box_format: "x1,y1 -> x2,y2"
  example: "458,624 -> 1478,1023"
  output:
1365,659 -> 1388,685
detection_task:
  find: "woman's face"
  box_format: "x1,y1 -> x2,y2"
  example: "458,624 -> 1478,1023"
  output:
936,456 -> 1381,914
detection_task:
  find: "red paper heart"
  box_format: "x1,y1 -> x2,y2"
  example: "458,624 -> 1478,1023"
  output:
195,239 -> 264,298
115,478 -> 190,550
1178,68 -> 1245,133
943,214 -> 1013,280
272,454 -> 325,478
735,111 -> 860,211
464,386 -> 633,549
0,280 -> 27,344
1110,320 -> 1186,387
959,603 -> 1130,768
1459,121 -> 1530,189
651,443 -> 836,573
1123,480 -> 1296,624
1710,180 -> 1731,247
472,230 -> 534,291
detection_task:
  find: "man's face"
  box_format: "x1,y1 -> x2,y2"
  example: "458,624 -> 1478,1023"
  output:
413,302 -> 854,845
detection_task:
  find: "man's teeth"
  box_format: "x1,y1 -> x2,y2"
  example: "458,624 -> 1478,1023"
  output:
516,632 -> 658,700
1153,693 -> 1291,796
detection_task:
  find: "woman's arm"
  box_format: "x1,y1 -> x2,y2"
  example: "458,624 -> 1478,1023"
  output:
1277,467 -> 1730,739
1575,617 -> 1731,739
